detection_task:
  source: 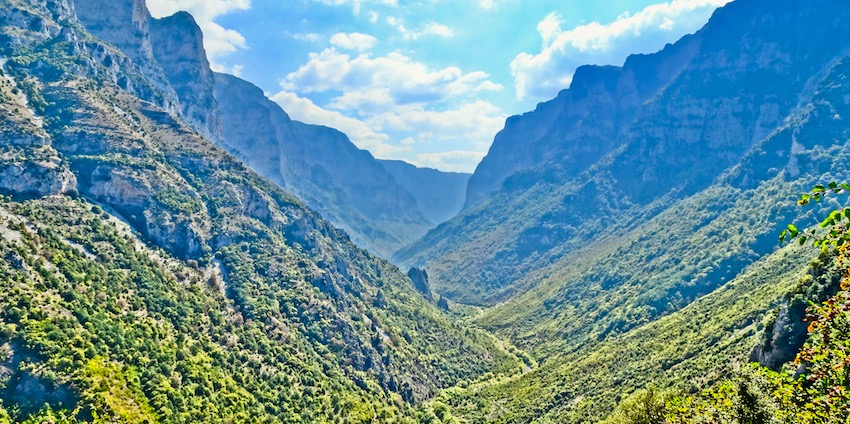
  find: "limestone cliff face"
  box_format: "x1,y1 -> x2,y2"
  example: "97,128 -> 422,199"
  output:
398,0 -> 850,304
69,0 -> 444,258
0,151 -> 76,197
213,73 -> 433,258
73,0 -> 179,115
464,37 -> 700,209
149,12 -> 221,141
464,0 -> 847,210
0,43 -> 76,197
74,0 -> 152,63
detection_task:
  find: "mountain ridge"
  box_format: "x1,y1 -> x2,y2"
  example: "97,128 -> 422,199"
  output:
0,0 -> 517,421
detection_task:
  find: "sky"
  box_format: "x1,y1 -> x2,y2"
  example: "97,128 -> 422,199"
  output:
146,0 -> 731,172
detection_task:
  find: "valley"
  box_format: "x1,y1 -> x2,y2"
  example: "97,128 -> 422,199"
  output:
1,0 -> 850,422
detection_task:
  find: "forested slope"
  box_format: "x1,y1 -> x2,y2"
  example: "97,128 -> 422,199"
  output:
0,0 -> 517,421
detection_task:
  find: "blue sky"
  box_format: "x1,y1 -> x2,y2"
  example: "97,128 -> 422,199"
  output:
147,0 -> 730,172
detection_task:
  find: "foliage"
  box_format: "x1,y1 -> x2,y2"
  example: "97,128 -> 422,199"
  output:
781,182 -> 850,250
0,4 -> 519,421
601,385 -> 677,424
624,182 -> 850,423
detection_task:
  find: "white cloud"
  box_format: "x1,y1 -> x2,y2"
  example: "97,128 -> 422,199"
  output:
367,101 -> 506,151
368,11 -> 380,24
271,90 -> 407,158
477,0 -> 498,10
386,17 -> 454,40
272,90 -> 504,171
311,0 -> 398,15
293,33 -> 322,43
198,21 -> 247,57
281,48 -> 502,114
511,0 -> 731,100
212,63 -> 244,77
272,48 -> 507,172
414,151 -> 487,173
147,0 -> 251,60
329,32 -> 378,51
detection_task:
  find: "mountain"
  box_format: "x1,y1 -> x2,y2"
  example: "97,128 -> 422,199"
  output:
396,0 -> 850,305
212,73 -> 436,258
5,0 -> 850,422
439,48 -> 850,421
77,0 -> 459,260
0,0 -> 519,421
379,160 -> 470,225
391,0 -> 850,420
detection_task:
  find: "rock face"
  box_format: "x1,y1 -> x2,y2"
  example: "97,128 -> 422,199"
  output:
464,39 -> 699,209
397,0 -> 850,305
213,73 -> 434,258
0,150 -> 76,197
73,0 -> 153,63
407,267 -> 432,300
149,12 -> 221,141
73,0 -> 180,118
380,160 -> 470,225
0,44 -> 76,198
77,3 -> 458,258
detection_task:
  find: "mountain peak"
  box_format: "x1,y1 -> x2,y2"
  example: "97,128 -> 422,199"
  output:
150,9 -> 221,141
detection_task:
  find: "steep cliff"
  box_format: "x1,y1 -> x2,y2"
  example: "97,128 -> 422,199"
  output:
74,0 -> 178,112
464,36 -> 699,208
213,73 -> 434,258
72,2 -> 461,259
149,12 -> 221,141
397,0 -> 850,306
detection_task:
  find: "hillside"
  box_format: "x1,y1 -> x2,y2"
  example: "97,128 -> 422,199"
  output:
391,0 -> 850,420
0,0 -> 518,421
396,0 -> 850,305
74,0 -> 463,259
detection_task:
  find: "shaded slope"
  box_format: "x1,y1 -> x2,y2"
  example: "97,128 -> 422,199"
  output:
435,44 -> 850,423
212,73 -> 433,258
379,159 -> 470,225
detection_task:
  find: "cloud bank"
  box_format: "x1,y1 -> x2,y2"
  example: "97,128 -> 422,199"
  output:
274,48 -> 506,171
512,0 -> 731,100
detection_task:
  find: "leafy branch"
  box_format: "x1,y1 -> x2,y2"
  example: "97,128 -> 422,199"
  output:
780,182 -> 850,251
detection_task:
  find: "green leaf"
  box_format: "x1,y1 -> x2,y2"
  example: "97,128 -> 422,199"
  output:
788,224 -> 799,238
799,236 -> 808,245
841,183 -> 850,191
829,182 -> 838,190
780,229 -> 788,242
813,185 -> 827,193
